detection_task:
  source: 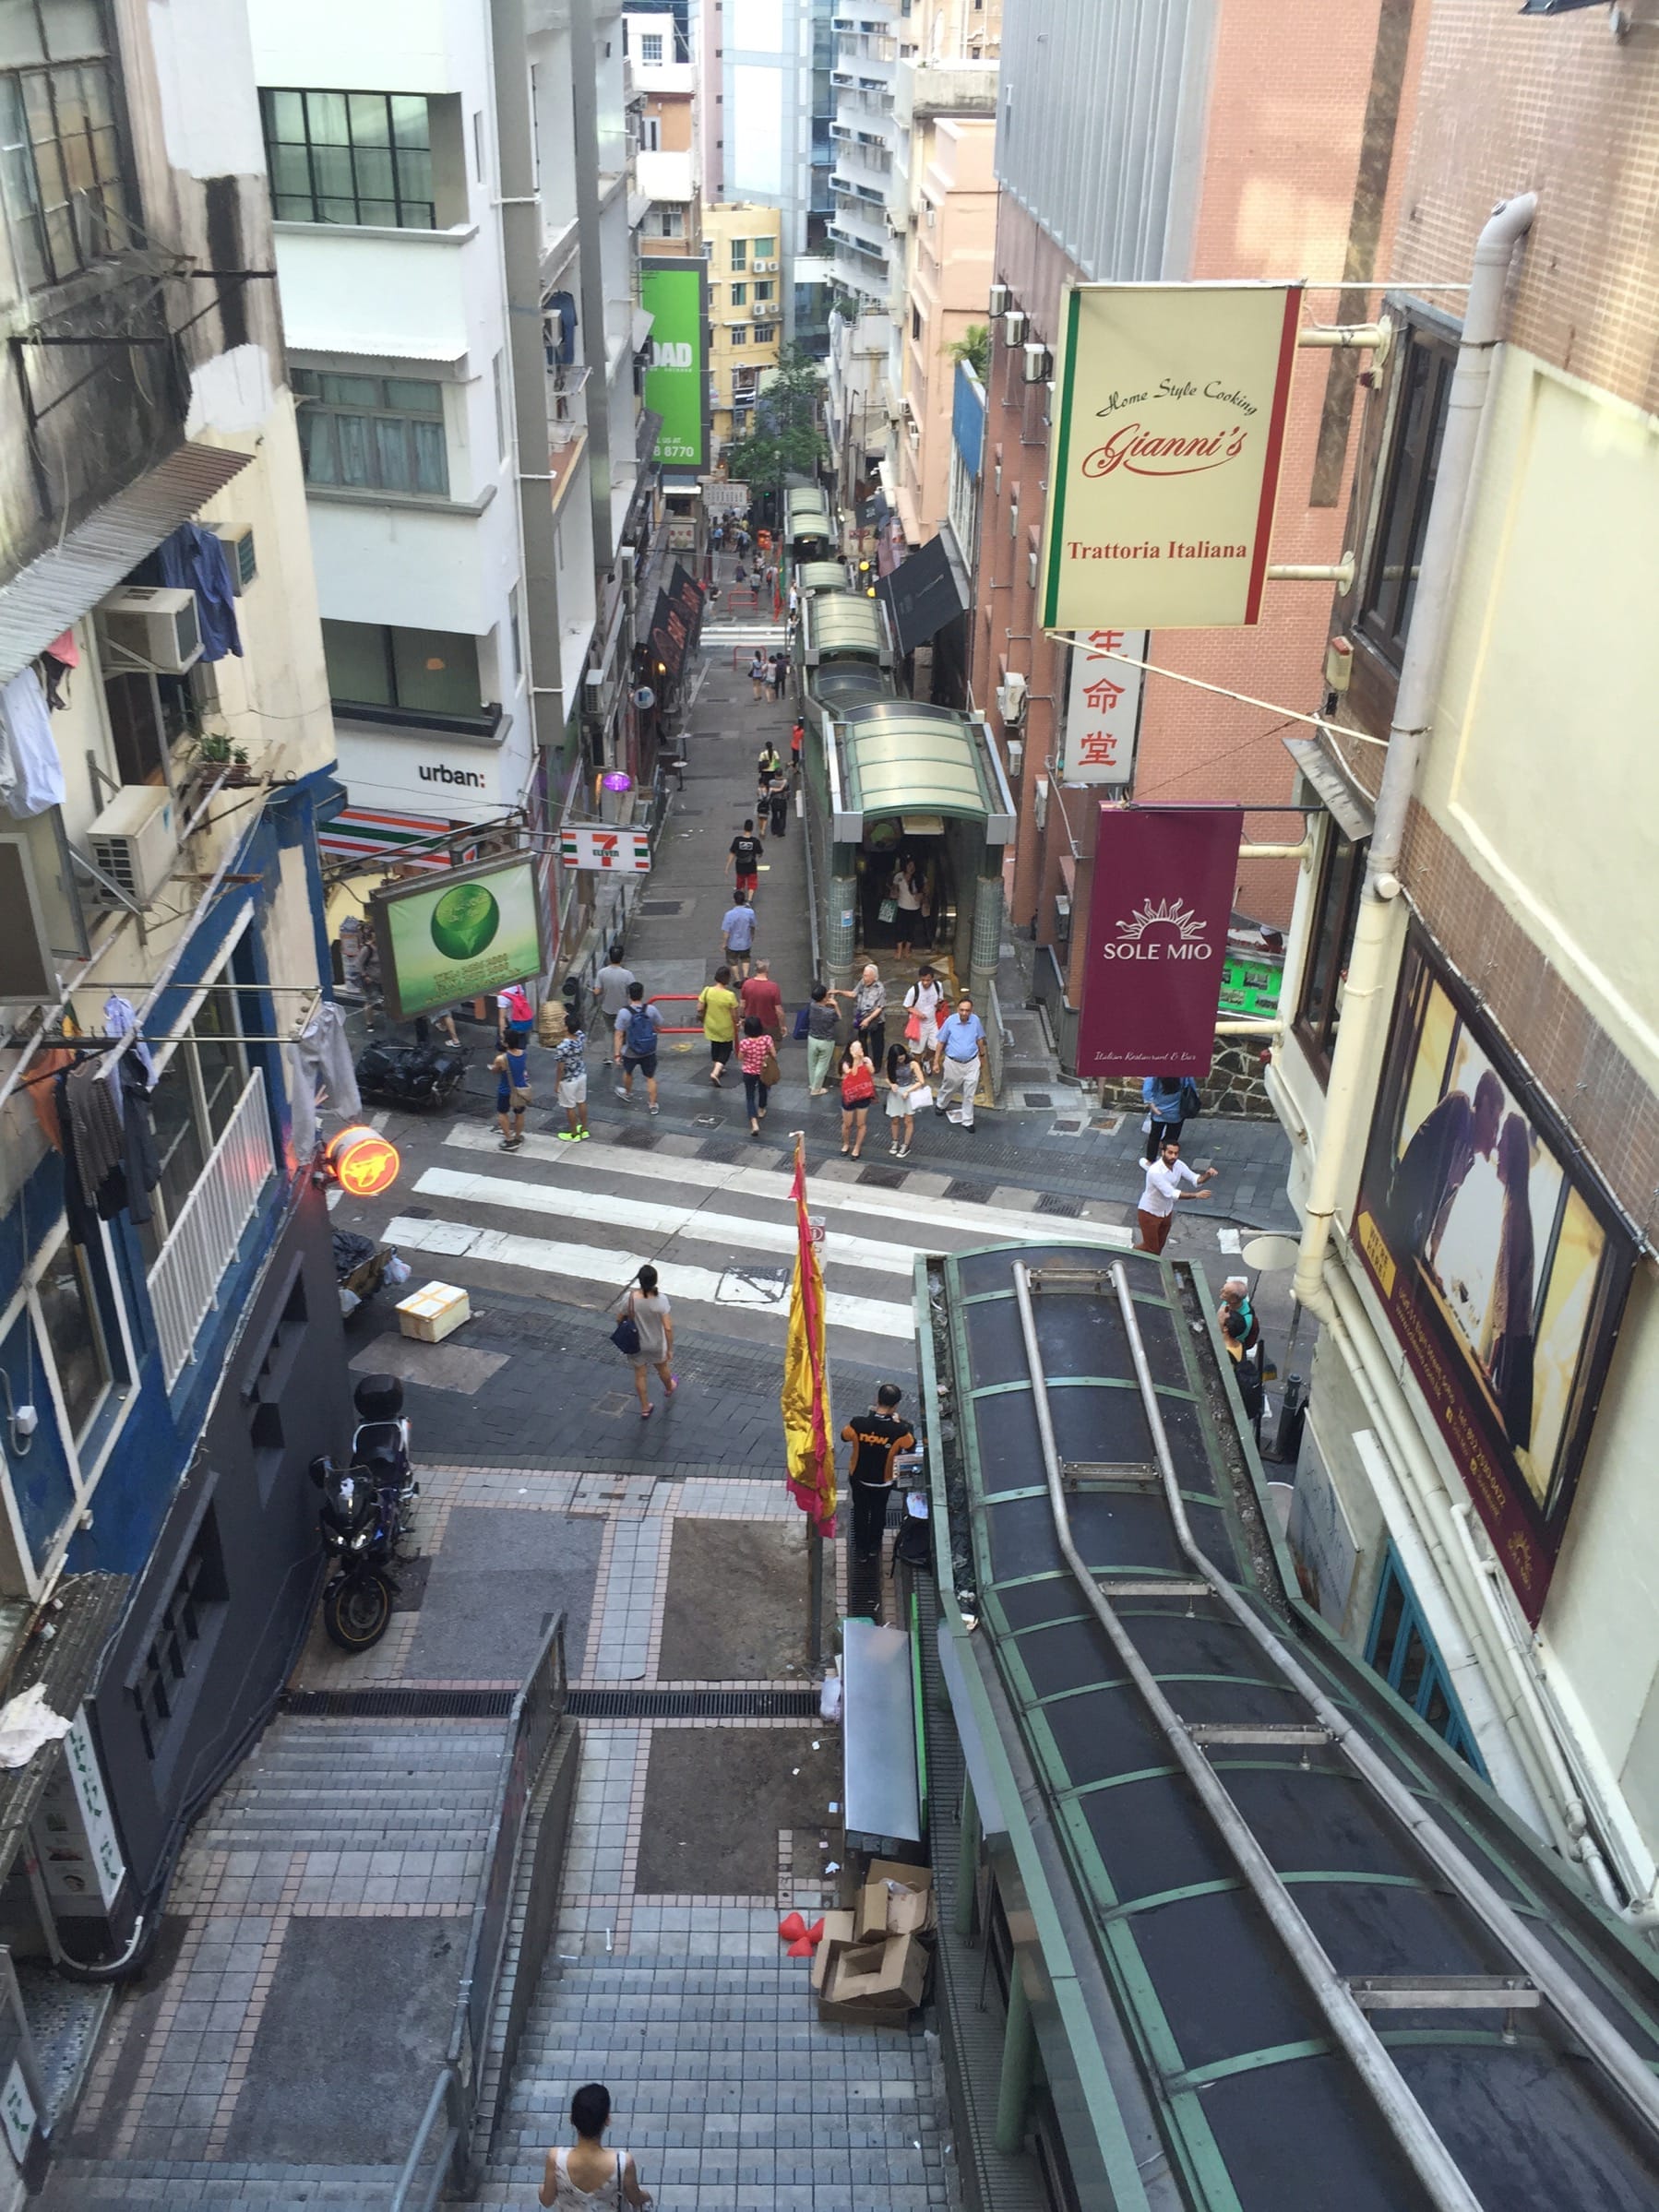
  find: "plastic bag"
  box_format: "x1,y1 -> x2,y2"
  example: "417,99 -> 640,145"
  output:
383,1253 -> 412,1286
818,1673 -> 843,1722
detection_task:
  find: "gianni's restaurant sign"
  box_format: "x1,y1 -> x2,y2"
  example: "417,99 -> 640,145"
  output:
1040,282 -> 1302,632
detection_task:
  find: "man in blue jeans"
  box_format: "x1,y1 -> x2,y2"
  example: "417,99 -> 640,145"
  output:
933,993 -> 986,1128
722,889 -> 757,982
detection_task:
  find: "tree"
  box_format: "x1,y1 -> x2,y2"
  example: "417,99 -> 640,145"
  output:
948,324 -> 991,381
725,342 -> 828,489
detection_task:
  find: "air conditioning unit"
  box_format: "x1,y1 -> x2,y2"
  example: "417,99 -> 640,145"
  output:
86,786 -> 177,908
987,282 -> 1010,319
216,527 -> 257,594
1006,737 -> 1023,778
1054,892 -> 1072,939
1002,307 -> 1027,348
996,672 -> 1027,726
99,587 -> 202,673
755,258 -> 778,271
1033,775 -> 1049,831
1022,340 -> 1053,385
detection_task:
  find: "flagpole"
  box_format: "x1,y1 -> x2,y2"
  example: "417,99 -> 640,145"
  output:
790,1131 -> 826,1669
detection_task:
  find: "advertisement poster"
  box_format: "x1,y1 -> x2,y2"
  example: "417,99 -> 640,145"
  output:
1061,627 -> 1147,785
1040,282 -> 1302,632
1352,931 -> 1637,1623
1074,806 -> 1240,1076
639,258 -> 709,473
374,855 -> 543,1022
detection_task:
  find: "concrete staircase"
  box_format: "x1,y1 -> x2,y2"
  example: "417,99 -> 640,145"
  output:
196,1714 -> 506,1853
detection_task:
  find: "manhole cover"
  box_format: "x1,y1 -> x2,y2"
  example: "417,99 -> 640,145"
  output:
1036,1192 -> 1084,1219
716,1264 -> 790,1308
638,899 -> 685,917
1021,1089 -> 1057,1109
1049,1118 -> 1084,1136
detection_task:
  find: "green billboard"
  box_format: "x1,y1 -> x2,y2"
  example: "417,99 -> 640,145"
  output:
640,256 -> 708,473
372,855 -> 544,1021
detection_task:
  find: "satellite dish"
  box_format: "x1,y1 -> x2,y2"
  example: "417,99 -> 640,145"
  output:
1242,1234 -> 1301,1272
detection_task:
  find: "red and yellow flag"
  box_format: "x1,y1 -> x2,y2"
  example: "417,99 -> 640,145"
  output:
782,1136 -> 836,1535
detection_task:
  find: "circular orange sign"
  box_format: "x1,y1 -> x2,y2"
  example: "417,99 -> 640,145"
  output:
328,1125 -> 401,1198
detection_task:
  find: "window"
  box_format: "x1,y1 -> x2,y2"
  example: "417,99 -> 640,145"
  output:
492,348 -> 507,461
753,279 -> 773,303
640,31 -> 664,63
0,6 -> 132,293
35,1236 -> 111,1445
1295,825 -> 1367,1079
648,203 -> 683,237
292,370 -> 448,496
752,325 -> 774,345
729,280 -> 746,305
507,585 -> 523,684
322,619 -> 484,724
639,113 -> 661,151
911,305 -> 921,341
141,993 -> 252,1268
1365,1544 -> 1485,1773
730,236 -> 746,269
753,235 -> 775,258
260,89 -> 436,228
1357,327 -> 1455,672
129,1506 -> 228,1763
728,325 -> 747,346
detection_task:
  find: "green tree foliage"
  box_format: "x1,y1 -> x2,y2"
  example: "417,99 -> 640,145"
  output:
725,342 -> 828,485
948,324 -> 991,381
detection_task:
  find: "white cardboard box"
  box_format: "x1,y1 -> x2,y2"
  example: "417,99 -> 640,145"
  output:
397,1282 -> 471,1342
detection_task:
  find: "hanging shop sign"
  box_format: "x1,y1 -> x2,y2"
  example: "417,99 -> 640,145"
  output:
1351,929 -> 1638,1625
1075,805 -> 1240,1076
639,257 -> 710,473
31,1711 -> 125,1915
1040,282 -> 1302,632
327,1125 -> 402,1199
371,853 -> 544,1023
1060,628 -> 1147,785
559,827 -> 651,874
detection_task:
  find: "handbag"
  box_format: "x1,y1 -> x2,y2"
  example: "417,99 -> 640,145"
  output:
1179,1076 -> 1203,1121
760,1044 -> 782,1088
610,1292 -> 641,1358
877,898 -> 899,924
793,1005 -> 811,1041
904,1011 -> 925,1044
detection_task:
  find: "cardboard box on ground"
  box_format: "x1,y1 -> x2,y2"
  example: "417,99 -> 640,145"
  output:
817,1861 -> 936,2026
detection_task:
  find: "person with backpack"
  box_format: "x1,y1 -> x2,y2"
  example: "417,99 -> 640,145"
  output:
1142,1072 -> 1202,1162
747,650 -> 766,702
493,1034 -> 531,1151
614,981 -> 664,1113
497,982 -> 534,1047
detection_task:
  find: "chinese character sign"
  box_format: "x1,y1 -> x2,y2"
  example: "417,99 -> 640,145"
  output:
1062,628 -> 1146,786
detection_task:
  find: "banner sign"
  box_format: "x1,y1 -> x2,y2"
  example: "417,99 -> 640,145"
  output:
1041,282 -> 1302,632
1352,930 -> 1637,1623
1075,806 -> 1240,1076
560,827 -> 650,873
1061,627 -> 1147,786
639,257 -> 709,472
373,854 -> 544,1022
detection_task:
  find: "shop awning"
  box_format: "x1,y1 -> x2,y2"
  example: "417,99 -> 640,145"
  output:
796,562 -> 848,593
833,700 -> 1015,842
804,594 -> 889,663
0,1575 -> 129,1880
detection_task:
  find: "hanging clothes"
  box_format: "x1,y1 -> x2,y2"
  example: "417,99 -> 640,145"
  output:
543,289 -> 578,366
0,666 -> 66,818
66,1058 -> 124,1194
157,522 -> 242,661
102,995 -> 156,1084
100,1056 -> 160,1226
55,1073 -> 100,1247
27,1048 -> 75,1152
287,1001 -> 362,1156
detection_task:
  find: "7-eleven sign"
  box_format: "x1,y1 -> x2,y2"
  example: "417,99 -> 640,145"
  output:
559,827 -> 651,873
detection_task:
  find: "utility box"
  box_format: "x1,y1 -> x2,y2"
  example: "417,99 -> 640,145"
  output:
397,1282 -> 471,1342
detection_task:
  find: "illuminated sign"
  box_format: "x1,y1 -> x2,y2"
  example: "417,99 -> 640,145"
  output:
328,1125 -> 402,1198
371,853 -> 545,1023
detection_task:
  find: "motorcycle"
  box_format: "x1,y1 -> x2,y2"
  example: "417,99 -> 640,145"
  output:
309,1373 -> 418,1650
354,1036 -> 469,1112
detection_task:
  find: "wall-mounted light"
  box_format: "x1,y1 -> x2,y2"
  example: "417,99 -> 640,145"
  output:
1002,308 -> 1028,348
602,770 -> 634,792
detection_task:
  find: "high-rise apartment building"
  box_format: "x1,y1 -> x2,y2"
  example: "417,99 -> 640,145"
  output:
627,7 -> 700,256
703,201 -> 784,465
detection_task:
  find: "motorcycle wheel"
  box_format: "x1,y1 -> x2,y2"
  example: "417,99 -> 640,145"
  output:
323,1572 -> 394,1651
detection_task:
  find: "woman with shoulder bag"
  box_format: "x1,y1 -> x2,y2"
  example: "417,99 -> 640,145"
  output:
737,1015 -> 775,1136
613,1264 -> 675,1421
840,1039 -> 876,1160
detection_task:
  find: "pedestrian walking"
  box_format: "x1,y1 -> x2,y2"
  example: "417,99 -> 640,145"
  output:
790,715 -> 805,782
769,649 -> 786,702
839,1038 -> 875,1158
889,856 -> 927,958
1218,1274 -> 1265,1437
901,963 -> 945,1057
540,2082 -> 653,2208
885,1044 -> 927,1158
739,957 -> 784,1038
748,650 -> 766,702
738,1017 -> 773,1135
492,1037 -> 531,1151
726,817 -> 762,897
841,1384 -> 916,1565
1135,1138 -> 1217,1255
614,1266 -> 676,1424
805,981 -> 839,1096
766,771 -> 789,838
721,889 -> 757,981
698,966 -> 740,1084
554,1014 -> 589,1141
1141,1072 -> 1199,1162
593,944 -> 637,1028
836,962 -> 887,1069
755,741 -> 782,827
933,993 -> 986,1129
614,981 -> 663,1113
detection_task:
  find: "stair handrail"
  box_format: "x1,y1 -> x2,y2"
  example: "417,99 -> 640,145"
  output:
390,2063 -> 462,2211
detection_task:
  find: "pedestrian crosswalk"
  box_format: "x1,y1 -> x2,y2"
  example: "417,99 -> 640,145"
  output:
379,1121 -> 1128,1359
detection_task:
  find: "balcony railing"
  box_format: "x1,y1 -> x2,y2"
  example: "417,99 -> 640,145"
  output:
149,1070 -> 277,1389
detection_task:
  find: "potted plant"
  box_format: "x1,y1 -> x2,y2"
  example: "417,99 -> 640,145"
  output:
193,731 -> 253,788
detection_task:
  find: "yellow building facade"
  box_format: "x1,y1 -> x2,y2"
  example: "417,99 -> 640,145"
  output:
702,202 -> 783,470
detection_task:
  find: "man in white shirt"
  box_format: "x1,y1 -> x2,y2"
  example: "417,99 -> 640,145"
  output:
1136,1139 -> 1218,1255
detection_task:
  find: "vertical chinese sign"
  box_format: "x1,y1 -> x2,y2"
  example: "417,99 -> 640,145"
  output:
1061,628 -> 1147,786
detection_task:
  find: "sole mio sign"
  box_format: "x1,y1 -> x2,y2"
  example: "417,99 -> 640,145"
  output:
1076,806 -> 1242,1076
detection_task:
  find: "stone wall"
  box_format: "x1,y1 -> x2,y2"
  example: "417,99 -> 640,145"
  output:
1097,1036 -> 1278,1123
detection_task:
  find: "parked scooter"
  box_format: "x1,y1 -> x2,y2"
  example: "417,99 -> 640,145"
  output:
309,1374 -> 418,1650
354,1036 -> 469,1112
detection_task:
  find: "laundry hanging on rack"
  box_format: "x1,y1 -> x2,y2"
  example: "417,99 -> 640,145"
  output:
157,522 -> 242,661
287,1000 -> 361,1156
0,665 -> 65,819
56,1052 -> 161,1238
101,995 -> 156,1084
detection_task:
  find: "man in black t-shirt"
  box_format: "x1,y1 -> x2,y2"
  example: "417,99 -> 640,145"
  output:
727,818 -> 763,898
841,1384 -> 917,1563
